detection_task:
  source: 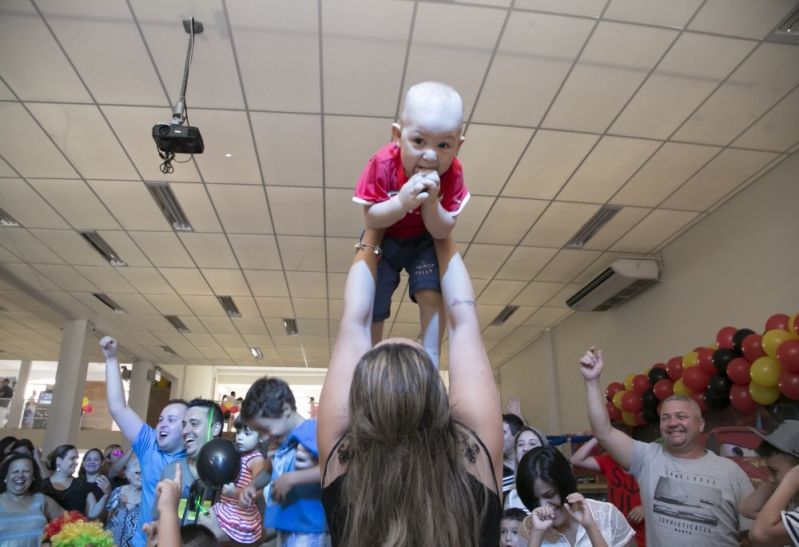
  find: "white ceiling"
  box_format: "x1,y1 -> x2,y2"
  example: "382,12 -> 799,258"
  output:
1,0 -> 798,369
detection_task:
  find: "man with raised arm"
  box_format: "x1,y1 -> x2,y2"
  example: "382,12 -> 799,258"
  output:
578,347 -> 752,547
100,336 -> 187,547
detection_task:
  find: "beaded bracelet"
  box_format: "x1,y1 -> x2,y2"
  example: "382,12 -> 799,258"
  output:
354,240 -> 383,256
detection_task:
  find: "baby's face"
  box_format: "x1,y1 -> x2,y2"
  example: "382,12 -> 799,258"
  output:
394,104 -> 463,178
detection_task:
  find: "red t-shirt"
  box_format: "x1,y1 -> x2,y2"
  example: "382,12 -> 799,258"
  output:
353,143 -> 470,238
594,454 -> 646,547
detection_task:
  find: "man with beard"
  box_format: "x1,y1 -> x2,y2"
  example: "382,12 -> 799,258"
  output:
578,347 -> 752,547
100,336 -> 188,547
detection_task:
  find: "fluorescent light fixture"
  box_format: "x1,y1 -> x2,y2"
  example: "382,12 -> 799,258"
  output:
217,296 -> 241,317
164,315 -> 190,333
92,293 -> 126,313
160,345 -> 178,356
0,207 -> 20,227
250,347 -> 263,359
565,205 -> 622,249
489,305 -> 519,327
146,182 -> 193,232
283,318 -> 298,335
81,231 -> 127,266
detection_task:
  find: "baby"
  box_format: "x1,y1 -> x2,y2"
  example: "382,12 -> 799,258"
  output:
353,81 -> 469,367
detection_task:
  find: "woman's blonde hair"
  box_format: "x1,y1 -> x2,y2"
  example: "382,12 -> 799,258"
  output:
340,342 -> 485,546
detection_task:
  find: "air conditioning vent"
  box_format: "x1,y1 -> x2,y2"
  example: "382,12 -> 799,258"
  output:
283,318 -> 298,335
164,315 -> 190,333
146,182 -> 193,232
0,207 -> 20,227
81,231 -> 127,266
566,258 -> 660,311
766,3 -> 799,44
92,293 -> 126,313
489,305 -> 519,327
217,296 -> 241,317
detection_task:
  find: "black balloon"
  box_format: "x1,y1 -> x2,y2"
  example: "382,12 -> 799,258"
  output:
642,408 -> 659,425
196,439 -> 240,488
731,329 -> 755,354
704,374 -> 732,410
712,348 -> 738,374
642,389 -> 658,411
648,367 -> 669,385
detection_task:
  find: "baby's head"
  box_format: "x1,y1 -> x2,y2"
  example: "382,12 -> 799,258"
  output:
392,81 -> 464,178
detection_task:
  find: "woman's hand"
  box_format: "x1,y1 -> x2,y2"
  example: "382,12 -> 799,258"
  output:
96,475 -> 112,496
564,493 -> 595,528
531,505 -> 556,532
628,505 -> 644,524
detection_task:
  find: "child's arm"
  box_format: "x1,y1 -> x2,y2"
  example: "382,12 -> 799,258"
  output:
569,437 -> 602,472
271,465 -> 321,502
749,465 -> 799,546
363,173 -> 437,229
739,480 -> 778,519
239,467 -> 271,508
420,172 -> 456,239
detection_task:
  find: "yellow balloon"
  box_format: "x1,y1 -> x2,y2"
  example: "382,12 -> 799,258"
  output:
682,351 -> 699,368
81,396 -> 89,406
622,411 -> 638,427
613,390 -> 626,411
624,373 -> 636,392
762,329 -> 792,358
750,356 -> 782,388
749,382 -> 780,405
673,378 -> 693,397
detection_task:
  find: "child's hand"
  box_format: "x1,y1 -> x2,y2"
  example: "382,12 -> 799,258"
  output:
239,483 -> 257,508
628,505 -> 644,524
221,482 -> 237,497
99,336 -> 118,359
421,171 -> 440,202
398,173 -> 436,212
271,472 -> 297,503
294,445 -> 316,470
155,465 -> 182,513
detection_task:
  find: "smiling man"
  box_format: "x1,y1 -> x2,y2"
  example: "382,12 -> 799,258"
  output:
100,336 -> 188,547
578,347 -> 753,547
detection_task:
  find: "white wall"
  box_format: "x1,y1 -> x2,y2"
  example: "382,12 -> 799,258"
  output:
498,151 -> 799,434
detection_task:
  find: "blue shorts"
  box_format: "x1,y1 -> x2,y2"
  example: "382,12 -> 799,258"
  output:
373,234 -> 440,322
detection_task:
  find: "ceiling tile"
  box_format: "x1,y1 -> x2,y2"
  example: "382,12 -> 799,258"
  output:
129,231 -> 194,267
27,103 -> 138,180
245,270 -> 289,297
472,12 -> 593,126
512,281 -> 565,306
29,179 -> 119,230
145,294 -> 192,316
610,34 -> 756,139
474,198 -> 547,245
611,210 -> 699,253
105,293 -> 158,315
73,265 -> 136,294
451,195 -> 492,243
535,249 -> 601,282
292,298 -> 328,320
201,269 -> 251,296
559,136 -> 661,203
581,206 -> 652,251
95,231 -> 151,267
459,126 -> 534,196
178,233 -> 238,269
322,0 -> 411,117
182,295 -> 225,316
36,0 -> 165,105
503,130 -> 599,200
4,264 -> 63,292
29,228 -> 107,266
612,143 -> 720,207
463,244 -> 514,279
296,319 -> 328,337
403,4 -> 507,116
287,272 -> 327,299
522,202 -> 599,247
544,22 -> 677,132
478,280 -> 527,305
495,246 -> 558,281
227,0 -> 320,112
324,116 -> 391,190
88,180 -> 172,230
688,0 -> 797,39
228,234 -> 281,270
255,296 -> 293,318
523,307 -> 571,327
231,316 -> 268,335
200,317 -> 238,336
0,103 -> 79,178
325,237 -> 358,273
268,187 -> 324,236
158,268 -> 213,296
168,183 -> 222,233
0,178 -> 68,229
674,43 -> 799,145
604,0 -> 702,27
514,0 -> 605,17
277,236 -> 326,272
188,110 -> 261,184
117,267 -> 173,294
663,149 -> 779,211
32,264 -> 96,292
252,113 -> 323,188
206,185 -> 271,234
733,87 -> 799,152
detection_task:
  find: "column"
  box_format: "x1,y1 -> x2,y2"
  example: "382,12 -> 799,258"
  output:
128,360 -> 153,418
43,319 -> 92,453
544,330 -> 562,434
6,360 -> 32,429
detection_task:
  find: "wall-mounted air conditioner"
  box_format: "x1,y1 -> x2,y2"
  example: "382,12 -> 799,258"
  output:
567,258 -> 661,311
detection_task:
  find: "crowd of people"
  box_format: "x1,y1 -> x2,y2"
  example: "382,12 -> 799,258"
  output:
1,80 -> 798,546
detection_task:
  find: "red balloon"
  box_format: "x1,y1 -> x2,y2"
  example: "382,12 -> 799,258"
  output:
606,382 -> 626,402
666,357 -> 683,381
727,357 -> 752,385
730,384 -> 758,413
633,411 -> 646,426
82,404 -> 93,414
697,347 -> 716,376
779,371 -> 799,400
229,405 -> 239,414
765,313 -> 790,332
621,390 -> 644,413
742,333 -> 767,362
606,400 -> 622,422
632,374 -> 650,394
776,339 -> 799,372
691,391 -> 710,413
716,326 -> 738,349
653,379 -> 674,400
683,367 -> 711,392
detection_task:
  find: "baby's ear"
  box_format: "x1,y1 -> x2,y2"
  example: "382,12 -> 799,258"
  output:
391,122 -> 401,144
456,134 -> 465,154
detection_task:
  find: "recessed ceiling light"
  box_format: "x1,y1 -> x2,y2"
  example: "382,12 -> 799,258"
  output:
250,347 -> 263,359
225,153 -> 232,158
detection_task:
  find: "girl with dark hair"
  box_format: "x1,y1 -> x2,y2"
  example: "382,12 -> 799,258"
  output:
318,230 -> 503,546
506,427 -> 549,512
39,444 -> 107,519
515,446 -> 634,547
0,453 -> 63,546
79,447 -> 112,520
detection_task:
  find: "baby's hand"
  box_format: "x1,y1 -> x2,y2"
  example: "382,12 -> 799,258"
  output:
420,171 -> 440,202
398,173 -> 436,212
295,444 -> 316,470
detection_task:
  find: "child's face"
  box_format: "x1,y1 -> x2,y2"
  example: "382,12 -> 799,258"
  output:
764,453 -> 799,483
248,414 -> 292,438
393,103 -> 463,178
235,425 -> 260,453
500,519 -> 521,547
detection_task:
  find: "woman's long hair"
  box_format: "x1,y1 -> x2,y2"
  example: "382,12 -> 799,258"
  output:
78,447 -> 103,479
339,342 -> 485,546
